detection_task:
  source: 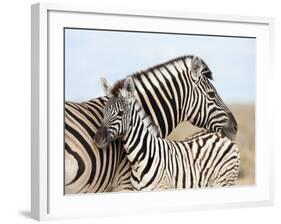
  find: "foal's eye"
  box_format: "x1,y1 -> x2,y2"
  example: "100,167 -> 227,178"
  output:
117,111 -> 124,116
208,91 -> 216,98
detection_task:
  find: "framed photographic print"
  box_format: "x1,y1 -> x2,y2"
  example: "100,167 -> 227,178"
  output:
31,2 -> 274,221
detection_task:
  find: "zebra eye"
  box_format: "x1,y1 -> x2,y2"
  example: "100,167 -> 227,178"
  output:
117,110 -> 124,116
208,91 -> 216,98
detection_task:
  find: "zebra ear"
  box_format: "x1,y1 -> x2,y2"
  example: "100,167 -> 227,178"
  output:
191,56 -> 203,80
100,78 -> 113,97
124,77 -> 135,97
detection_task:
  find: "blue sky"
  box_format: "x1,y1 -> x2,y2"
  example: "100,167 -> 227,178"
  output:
65,29 -> 256,103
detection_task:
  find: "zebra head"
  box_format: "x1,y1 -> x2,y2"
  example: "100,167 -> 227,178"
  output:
95,78 -> 135,148
186,56 -> 237,141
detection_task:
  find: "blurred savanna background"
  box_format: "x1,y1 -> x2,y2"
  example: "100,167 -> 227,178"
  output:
168,104 -> 255,185
65,28 -> 256,186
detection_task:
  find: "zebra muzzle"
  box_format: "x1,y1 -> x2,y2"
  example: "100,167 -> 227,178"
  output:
94,126 -> 109,148
221,111 -> 238,141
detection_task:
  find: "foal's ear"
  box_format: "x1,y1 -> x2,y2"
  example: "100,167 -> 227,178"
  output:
124,77 -> 135,97
100,77 -> 112,97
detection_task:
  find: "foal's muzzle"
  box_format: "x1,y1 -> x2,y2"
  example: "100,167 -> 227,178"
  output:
94,126 -> 109,148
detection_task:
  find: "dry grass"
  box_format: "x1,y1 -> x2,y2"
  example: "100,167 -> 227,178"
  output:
167,104 -> 255,186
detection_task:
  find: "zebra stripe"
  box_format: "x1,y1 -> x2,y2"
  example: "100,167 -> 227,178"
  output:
95,79 -> 240,190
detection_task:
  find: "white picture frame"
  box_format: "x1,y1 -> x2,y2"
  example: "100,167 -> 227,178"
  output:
31,2 -> 274,221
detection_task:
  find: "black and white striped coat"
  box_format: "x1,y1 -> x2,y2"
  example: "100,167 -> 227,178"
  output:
65,55 -> 238,193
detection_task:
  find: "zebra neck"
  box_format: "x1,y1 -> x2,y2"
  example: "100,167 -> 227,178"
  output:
121,99 -> 155,158
132,58 -> 192,137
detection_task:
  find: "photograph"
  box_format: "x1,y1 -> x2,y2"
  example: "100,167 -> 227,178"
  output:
64,28 -> 256,194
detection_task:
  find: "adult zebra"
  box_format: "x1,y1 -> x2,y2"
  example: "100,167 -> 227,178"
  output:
65,55 -> 237,193
95,77 -> 240,190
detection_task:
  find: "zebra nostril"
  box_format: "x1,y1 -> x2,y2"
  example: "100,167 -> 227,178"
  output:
95,126 -> 109,147
227,112 -> 238,134
221,112 -> 238,141
233,123 -> 238,133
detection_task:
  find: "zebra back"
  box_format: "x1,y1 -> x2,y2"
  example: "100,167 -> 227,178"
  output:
130,131 -> 240,190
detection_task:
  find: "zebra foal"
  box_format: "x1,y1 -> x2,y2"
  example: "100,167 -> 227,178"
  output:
95,78 -> 240,191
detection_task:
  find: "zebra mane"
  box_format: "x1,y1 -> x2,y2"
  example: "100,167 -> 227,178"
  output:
110,79 -> 126,97
134,55 -> 213,80
132,98 -> 160,137
109,55 -> 213,96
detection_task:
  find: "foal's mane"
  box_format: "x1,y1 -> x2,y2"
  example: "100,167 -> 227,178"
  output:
131,98 -> 160,137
